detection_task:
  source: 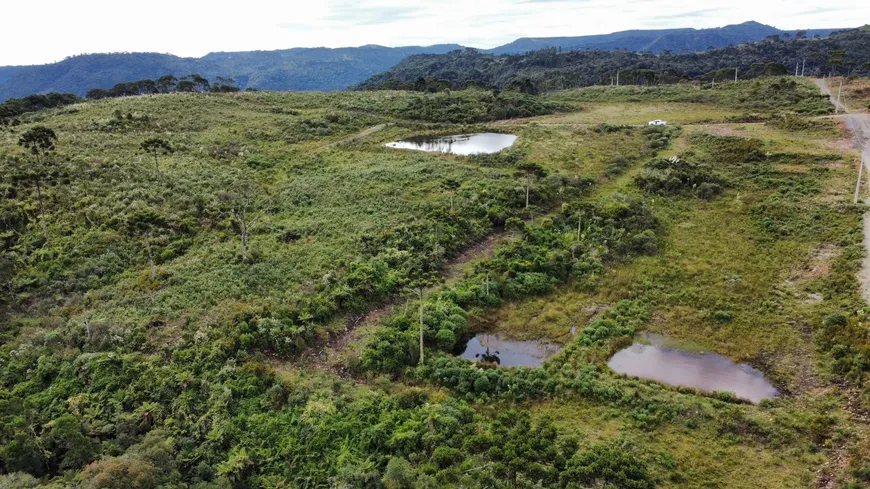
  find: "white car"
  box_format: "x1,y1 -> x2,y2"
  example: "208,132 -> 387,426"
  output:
648,120 -> 668,126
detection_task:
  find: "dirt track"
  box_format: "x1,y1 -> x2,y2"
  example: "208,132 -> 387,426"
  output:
816,78 -> 870,302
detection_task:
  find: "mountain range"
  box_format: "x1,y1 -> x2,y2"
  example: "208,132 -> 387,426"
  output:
0,21 -> 848,101
488,22 -> 842,55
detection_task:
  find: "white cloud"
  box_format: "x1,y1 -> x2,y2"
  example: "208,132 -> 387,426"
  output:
1,0 -> 866,65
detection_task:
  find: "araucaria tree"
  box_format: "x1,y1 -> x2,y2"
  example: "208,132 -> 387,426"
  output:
403,267 -> 440,365
515,162 -> 547,209
140,138 -> 172,178
17,126 -> 57,239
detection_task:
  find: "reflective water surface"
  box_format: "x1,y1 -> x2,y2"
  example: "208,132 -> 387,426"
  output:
608,335 -> 779,403
385,133 -> 517,155
460,334 -> 562,368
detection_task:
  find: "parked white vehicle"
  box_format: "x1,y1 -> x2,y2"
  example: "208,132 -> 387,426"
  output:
648,120 -> 668,126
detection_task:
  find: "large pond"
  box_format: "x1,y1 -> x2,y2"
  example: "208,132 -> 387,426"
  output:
460,334 -> 562,368
385,133 -> 517,155
608,334 -> 779,403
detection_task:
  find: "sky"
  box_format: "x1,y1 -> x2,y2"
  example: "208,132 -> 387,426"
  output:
1,0 -> 868,66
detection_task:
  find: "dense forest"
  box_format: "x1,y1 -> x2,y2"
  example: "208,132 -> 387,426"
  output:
359,27 -> 870,91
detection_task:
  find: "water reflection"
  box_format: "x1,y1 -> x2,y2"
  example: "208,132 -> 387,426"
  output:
608,335 -> 779,403
385,133 -> 517,155
460,334 -> 562,368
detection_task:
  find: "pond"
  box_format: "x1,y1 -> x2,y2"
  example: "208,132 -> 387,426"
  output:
607,334 -> 779,403
385,133 -> 517,155
460,333 -> 562,368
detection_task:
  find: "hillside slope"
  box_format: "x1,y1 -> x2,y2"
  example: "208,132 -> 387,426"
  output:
2,80 -> 869,488
0,44 -> 463,101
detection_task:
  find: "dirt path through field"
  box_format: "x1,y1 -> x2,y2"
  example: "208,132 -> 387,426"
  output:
321,123 -> 388,149
295,230 -> 512,375
817,78 -> 870,302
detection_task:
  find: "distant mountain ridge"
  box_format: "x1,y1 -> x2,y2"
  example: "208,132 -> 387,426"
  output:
0,45 -> 463,102
485,22 -> 843,55
0,21 -> 848,101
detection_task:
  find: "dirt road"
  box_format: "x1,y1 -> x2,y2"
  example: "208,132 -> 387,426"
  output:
817,78 -> 870,301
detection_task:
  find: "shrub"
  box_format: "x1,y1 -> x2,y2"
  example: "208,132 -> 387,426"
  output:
605,156 -> 631,177
635,156 -> 725,199
0,473 -> 40,489
690,133 -> 766,164
79,458 -> 158,489
382,457 -> 415,489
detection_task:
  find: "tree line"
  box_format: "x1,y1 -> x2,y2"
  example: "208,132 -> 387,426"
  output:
0,75 -> 244,127
0,93 -> 82,128
85,74 -> 242,99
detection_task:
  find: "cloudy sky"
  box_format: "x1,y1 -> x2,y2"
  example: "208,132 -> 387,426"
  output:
1,0 -> 867,66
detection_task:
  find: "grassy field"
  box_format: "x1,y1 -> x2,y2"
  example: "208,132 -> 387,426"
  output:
443,95 -> 870,488
2,78 -> 869,489
831,77 -> 870,113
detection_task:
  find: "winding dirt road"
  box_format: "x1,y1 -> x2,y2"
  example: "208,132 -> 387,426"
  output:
816,78 -> 870,302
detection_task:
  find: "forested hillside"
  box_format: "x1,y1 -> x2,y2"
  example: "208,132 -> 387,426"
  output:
0,45 -> 463,102
360,27 -> 870,91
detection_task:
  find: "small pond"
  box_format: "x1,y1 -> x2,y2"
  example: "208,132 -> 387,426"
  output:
608,334 -> 779,403
385,133 -> 517,155
460,334 -> 562,368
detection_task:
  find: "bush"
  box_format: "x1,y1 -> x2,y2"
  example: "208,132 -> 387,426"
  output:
382,457 -> 415,489
0,473 -> 40,489
79,458 -> 158,489
635,156 -> 725,199
605,156 -> 631,177
690,133 -> 766,164
766,113 -> 836,133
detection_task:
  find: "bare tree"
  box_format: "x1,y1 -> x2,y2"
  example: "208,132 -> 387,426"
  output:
515,162 -> 547,209
441,178 -> 461,212
405,269 -> 439,365
219,177 -> 267,262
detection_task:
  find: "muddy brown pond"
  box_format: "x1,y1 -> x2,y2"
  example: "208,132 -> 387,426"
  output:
608,334 -> 779,403
385,133 -> 517,155
460,334 -> 562,368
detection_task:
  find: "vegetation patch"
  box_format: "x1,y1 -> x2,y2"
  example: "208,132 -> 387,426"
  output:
390,90 -> 566,123
635,156 -> 725,199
